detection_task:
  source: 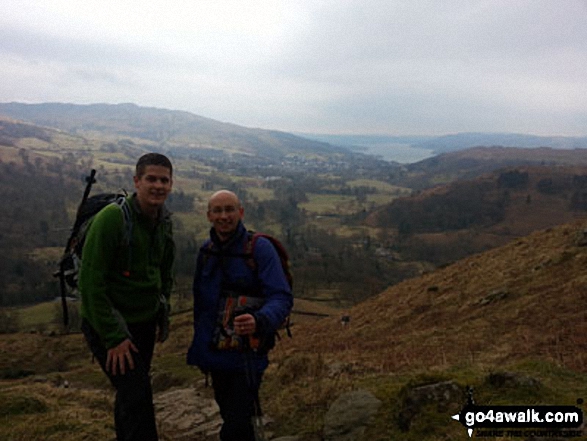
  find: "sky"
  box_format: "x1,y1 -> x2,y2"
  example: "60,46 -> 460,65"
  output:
1,0 -> 586,137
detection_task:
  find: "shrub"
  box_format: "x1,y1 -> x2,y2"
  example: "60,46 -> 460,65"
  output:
0,309 -> 20,333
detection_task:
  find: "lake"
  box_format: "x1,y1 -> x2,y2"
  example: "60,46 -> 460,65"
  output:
352,143 -> 435,164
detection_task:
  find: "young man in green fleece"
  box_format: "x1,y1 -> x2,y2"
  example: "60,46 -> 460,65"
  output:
79,153 -> 175,441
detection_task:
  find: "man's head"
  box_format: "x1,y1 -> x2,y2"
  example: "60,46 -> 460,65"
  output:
207,190 -> 244,241
133,153 -> 173,216
135,153 -> 173,178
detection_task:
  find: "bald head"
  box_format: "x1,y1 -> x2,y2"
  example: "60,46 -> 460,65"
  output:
208,190 -> 241,210
207,190 -> 244,241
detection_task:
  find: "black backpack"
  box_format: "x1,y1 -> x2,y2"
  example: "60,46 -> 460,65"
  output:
54,169 -> 132,328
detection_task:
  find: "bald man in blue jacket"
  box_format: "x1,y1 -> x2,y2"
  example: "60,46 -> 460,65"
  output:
187,190 -> 293,441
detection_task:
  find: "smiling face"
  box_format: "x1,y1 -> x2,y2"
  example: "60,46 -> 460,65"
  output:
133,164 -> 173,217
207,190 -> 244,241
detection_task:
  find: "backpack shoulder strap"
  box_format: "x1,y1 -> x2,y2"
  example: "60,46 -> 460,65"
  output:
244,230 -> 257,271
114,196 -> 133,277
115,196 -> 133,244
247,232 -> 293,288
246,231 -> 293,338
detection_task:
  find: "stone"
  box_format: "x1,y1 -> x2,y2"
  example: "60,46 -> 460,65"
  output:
323,389 -> 382,441
398,380 -> 463,431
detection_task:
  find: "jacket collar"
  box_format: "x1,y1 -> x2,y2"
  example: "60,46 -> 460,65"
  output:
129,193 -> 171,223
210,220 -> 247,249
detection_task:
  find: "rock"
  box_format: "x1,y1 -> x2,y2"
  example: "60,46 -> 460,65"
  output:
326,361 -> 353,378
486,371 -> 541,389
575,229 -> 587,246
398,380 -> 463,431
154,387 -> 221,440
323,389 -> 382,441
479,289 -> 508,306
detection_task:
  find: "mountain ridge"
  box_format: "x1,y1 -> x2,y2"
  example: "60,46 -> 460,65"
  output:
413,132 -> 587,153
0,102 -> 348,159
4,102 -> 587,162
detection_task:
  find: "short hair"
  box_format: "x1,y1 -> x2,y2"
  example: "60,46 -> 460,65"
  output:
135,153 -> 173,178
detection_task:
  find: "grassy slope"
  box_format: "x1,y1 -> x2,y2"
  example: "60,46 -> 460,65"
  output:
262,219 -> 587,439
3,221 -> 587,440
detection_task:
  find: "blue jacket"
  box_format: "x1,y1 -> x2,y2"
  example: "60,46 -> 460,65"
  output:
187,221 -> 293,372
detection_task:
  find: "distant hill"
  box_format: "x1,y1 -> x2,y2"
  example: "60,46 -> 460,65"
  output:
296,133 -> 433,147
368,164 -> 587,265
297,132 -> 587,156
413,132 -> 587,153
0,102 -> 348,159
400,146 -> 587,189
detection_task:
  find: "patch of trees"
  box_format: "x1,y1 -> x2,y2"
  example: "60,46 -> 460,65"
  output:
0,120 -> 52,144
283,225 -> 416,303
534,173 -> 587,211
167,191 -> 194,212
0,159 -> 94,306
0,156 -> 159,307
0,161 -> 69,249
570,174 -> 587,210
245,182 -> 306,231
378,182 -> 507,234
497,170 -> 529,189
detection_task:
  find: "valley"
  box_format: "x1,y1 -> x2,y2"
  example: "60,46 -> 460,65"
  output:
1,103 -> 587,439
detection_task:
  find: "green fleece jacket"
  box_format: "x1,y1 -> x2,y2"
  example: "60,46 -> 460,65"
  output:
79,194 -> 174,348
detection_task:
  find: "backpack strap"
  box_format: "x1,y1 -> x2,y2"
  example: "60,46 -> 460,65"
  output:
245,231 -> 293,289
115,196 -> 133,278
244,231 -> 293,338
244,231 -> 257,272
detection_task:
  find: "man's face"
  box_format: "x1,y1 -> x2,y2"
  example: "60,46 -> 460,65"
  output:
207,192 -> 244,240
133,165 -> 173,212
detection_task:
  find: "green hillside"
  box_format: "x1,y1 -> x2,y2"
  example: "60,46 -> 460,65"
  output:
0,102 -> 346,158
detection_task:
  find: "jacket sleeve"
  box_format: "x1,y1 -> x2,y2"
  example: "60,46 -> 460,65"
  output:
79,205 -> 129,348
252,237 -> 293,333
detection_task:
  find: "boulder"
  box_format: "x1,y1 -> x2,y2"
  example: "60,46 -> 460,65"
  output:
323,389 -> 382,441
398,380 -> 463,431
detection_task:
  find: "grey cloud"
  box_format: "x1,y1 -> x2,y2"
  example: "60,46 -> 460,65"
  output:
0,24 -> 205,72
0,0 -> 586,136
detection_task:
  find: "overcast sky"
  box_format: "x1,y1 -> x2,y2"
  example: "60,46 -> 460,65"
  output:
1,1 -> 586,136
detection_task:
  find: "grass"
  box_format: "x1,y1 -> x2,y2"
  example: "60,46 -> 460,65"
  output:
4,216 -> 587,439
261,355 -> 587,441
347,179 -> 411,194
0,383 -> 115,441
1,311 -> 586,440
300,194 -> 359,215
0,393 -> 49,417
17,301 -> 62,331
245,186 -> 275,201
172,212 -> 210,241
366,193 -> 396,205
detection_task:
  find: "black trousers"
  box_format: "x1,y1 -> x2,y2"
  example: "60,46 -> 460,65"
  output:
211,366 -> 264,441
82,319 -> 158,441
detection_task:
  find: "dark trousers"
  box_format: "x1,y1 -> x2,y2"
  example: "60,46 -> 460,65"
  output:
82,319 -> 158,441
211,367 -> 264,441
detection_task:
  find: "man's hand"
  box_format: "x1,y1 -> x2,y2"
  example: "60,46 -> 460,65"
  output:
106,339 -> 138,376
233,313 -> 257,336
